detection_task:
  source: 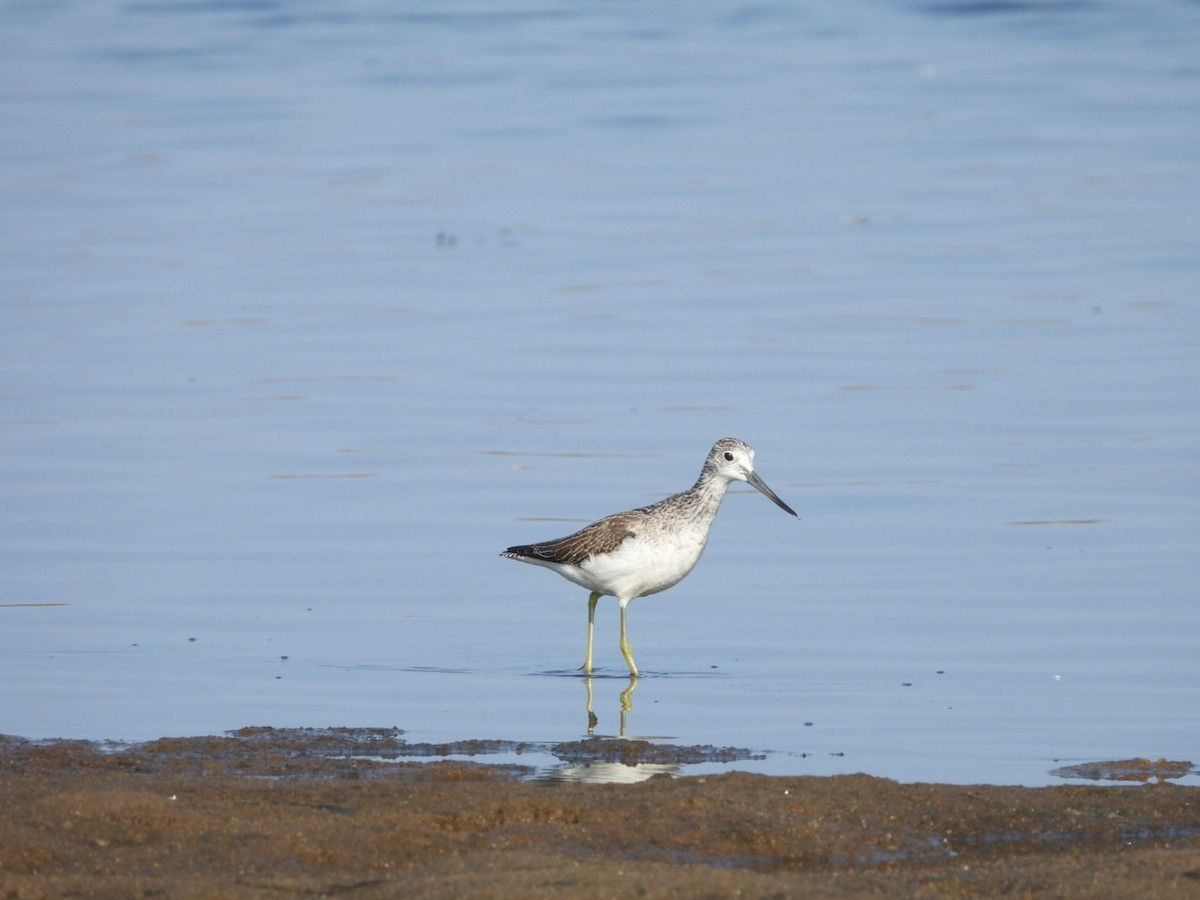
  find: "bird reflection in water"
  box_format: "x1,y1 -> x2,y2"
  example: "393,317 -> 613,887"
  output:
540,676 -> 680,784
583,674 -> 638,736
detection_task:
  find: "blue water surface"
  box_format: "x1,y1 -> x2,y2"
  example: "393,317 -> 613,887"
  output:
2,0 -> 1197,785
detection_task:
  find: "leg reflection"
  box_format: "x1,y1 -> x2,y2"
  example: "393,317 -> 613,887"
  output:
618,675 -> 637,737
580,675 -> 640,737
583,677 -> 598,734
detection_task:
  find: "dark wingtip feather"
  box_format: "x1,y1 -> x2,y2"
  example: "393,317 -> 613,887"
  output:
501,544 -> 538,559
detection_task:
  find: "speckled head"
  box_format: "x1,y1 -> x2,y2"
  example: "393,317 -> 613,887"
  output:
704,438 -> 796,517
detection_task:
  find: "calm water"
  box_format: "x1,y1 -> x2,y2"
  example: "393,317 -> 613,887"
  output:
2,0 -> 1198,786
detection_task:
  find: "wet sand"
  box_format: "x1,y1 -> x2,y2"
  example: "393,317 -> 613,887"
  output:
2,730 -> 1198,898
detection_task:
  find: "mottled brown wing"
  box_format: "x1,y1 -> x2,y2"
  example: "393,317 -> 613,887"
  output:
504,508 -> 645,566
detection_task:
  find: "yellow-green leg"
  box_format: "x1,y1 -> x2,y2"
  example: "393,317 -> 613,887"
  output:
581,591 -> 600,674
618,598 -> 640,678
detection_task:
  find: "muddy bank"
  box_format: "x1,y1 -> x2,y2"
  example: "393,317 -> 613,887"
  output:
2,730 -> 1198,898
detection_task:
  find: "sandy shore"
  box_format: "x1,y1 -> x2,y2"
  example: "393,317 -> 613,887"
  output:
2,729 -> 1197,898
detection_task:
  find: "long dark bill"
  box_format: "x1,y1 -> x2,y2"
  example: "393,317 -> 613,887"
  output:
747,470 -> 798,517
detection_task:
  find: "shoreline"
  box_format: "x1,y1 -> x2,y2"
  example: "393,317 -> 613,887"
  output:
2,730 -> 1198,897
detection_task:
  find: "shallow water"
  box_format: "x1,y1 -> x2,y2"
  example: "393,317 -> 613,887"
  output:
2,0 -> 1198,786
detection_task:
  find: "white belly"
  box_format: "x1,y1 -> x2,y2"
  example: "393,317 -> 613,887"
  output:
575,525 -> 710,600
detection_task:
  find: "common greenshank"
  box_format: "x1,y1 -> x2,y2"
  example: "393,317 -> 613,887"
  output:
501,437 -> 796,677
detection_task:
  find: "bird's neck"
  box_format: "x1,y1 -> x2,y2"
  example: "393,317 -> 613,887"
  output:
678,468 -> 732,521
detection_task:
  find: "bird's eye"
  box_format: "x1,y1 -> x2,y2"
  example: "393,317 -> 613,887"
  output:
723,451 -> 734,462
